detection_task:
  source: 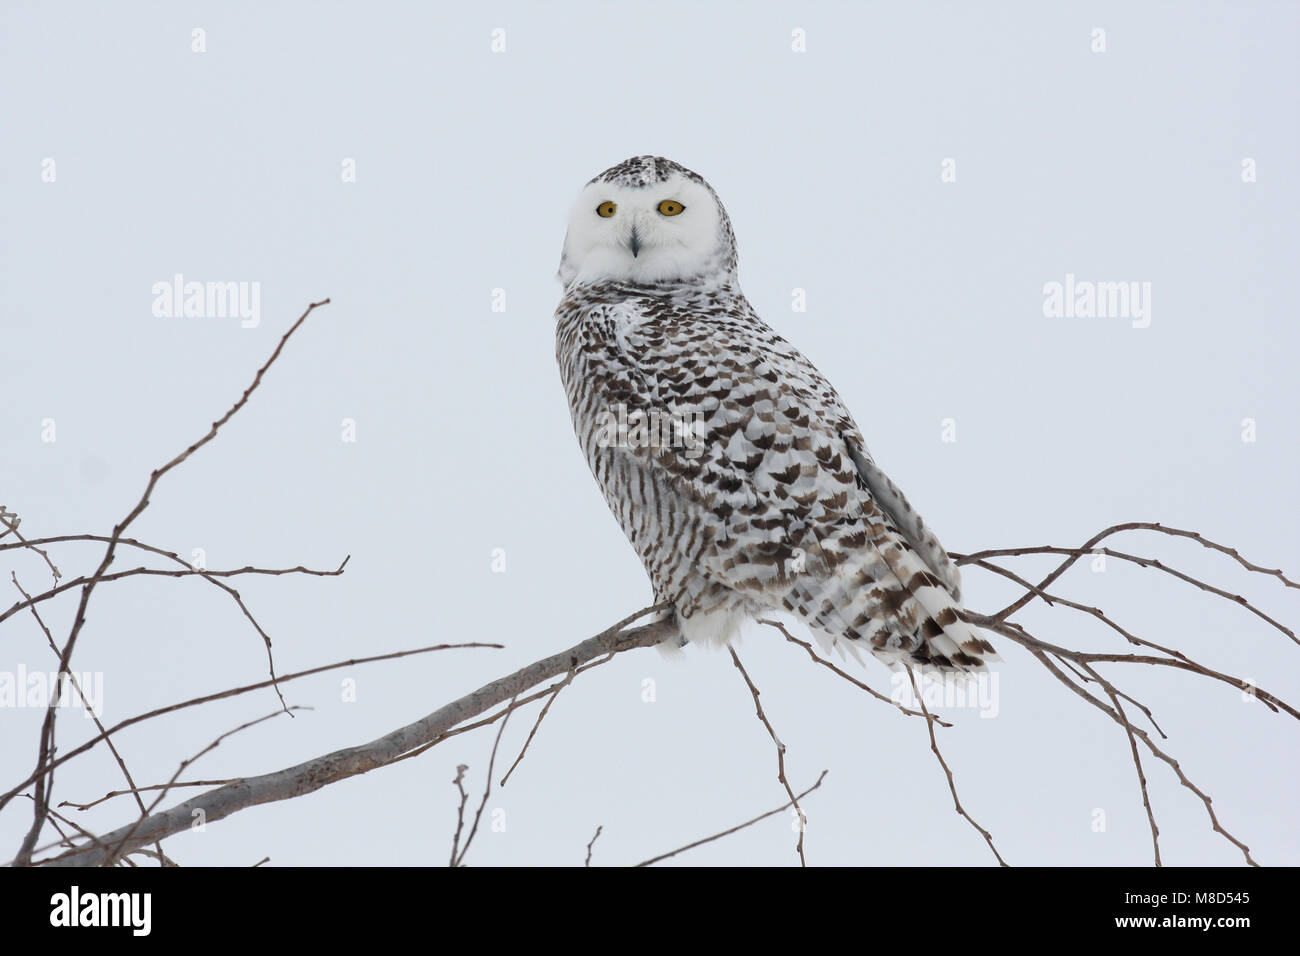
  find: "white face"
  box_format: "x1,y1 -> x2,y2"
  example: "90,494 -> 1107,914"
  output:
559,173 -> 726,286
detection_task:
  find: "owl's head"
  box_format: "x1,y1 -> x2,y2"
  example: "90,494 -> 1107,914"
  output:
558,156 -> 738,288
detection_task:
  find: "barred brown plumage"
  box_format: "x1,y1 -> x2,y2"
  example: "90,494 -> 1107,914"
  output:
555,156 -> 996,672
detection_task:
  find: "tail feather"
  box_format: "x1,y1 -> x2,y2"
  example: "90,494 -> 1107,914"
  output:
781,509 -> 997,673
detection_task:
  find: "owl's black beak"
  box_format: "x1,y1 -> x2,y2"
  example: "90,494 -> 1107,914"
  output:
628,225 -> 641,258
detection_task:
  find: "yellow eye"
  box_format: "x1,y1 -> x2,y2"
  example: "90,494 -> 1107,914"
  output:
596,201 -> 617,218
657,200 -> 685,216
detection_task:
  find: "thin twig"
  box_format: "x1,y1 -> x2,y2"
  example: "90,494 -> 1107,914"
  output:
1090,665 -> 1161,865
584,825 -> 603,867
453,694 -> 517,867
728,647 -> 807,866
904,668 -> 1007,866
0,560 -> 350,629
635,771 -> 828,867
0,508 -> 61,582
500,668 -> 574,787
448,765 -> 470,867
60,780 -> 238,812
760,617 -> 949,725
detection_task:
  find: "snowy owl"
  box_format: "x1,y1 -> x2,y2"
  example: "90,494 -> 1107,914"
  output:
554,156 -> 996,671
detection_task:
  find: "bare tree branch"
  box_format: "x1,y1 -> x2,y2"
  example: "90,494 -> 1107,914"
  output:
972,613 -> 1262,866
11,572 -> 165,862
99,708 -> 306,867
35,610 -> 676,866
956,521 -> 1299,591
12,298 -> 331,865
1,641 -> 501,817
954,543 -> 1295,643
961,558 -> 1298,719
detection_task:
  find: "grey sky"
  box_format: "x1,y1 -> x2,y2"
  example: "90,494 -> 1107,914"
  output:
2,1 -> 1297,865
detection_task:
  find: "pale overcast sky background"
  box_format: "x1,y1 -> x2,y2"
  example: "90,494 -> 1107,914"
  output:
2,1 -> 1297,867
